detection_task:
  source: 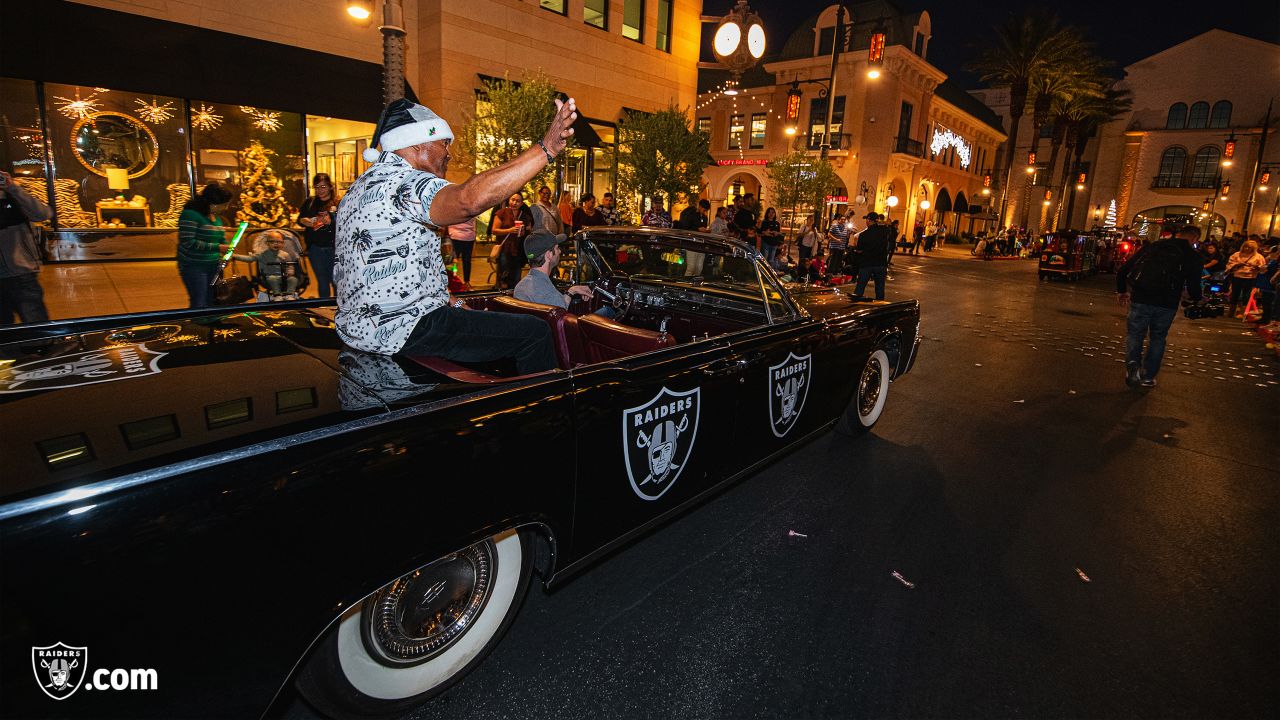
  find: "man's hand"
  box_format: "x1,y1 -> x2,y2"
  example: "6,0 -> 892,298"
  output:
567,284 -> 593,300
542,98 -> 578,157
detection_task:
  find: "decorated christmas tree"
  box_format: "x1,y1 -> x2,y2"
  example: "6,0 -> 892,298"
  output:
237,140 -> 292,226
1104,199 -> 1117,228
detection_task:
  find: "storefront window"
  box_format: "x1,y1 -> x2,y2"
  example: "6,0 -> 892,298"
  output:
191,102 -> 305,227
750,113 -> 766,149
591,123 -> 616,198
307,116 -> 374,193
1,78 -> 47,211
42,83 -> 190,230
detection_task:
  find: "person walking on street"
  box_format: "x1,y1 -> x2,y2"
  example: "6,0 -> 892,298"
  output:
852,212 -> 891,300
334,97 -> 576,374
1116,224 -> 1204,388
0,170 -> 53,324
297,172 -> 340,297
177,182 -> 233,309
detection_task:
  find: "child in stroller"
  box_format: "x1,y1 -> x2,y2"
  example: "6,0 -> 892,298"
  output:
233,229 -> 310,300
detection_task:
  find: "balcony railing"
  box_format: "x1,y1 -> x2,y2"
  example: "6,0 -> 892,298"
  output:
805,132 -> 849,151
1151,176 -> 1219,189
893,137 -> 924,157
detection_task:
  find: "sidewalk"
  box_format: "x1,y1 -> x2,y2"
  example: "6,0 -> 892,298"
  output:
37,241 -> 505,322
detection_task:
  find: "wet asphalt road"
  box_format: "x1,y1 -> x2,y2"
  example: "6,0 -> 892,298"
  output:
301,252 -> 1279,719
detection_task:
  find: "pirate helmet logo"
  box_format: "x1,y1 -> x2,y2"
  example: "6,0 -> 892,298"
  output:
768,352 -> 812,437
622,386 -> 700,501
31,643 -> 87,700
0,345 -> 166,395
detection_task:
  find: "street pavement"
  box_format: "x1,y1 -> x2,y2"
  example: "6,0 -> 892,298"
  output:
297,250 -> 1279,719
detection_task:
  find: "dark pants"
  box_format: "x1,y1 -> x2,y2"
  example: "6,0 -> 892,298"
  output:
452,240 -> 474,283
798,244 -> 813,261
1125,302 -> 1177,379
1228,277 -> 1253,311
828,248 -> 845,275
1260,290 -> 1276,323
762,242 -> 780,266
854,265 -> 887,300
402,305 -> 557,375
497,252 -> 522,289
308,245 -> 336,298
179,264 -> 219,308
0,273 -> 50,325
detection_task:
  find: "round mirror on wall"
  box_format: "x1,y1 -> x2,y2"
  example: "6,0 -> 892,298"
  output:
70,112 -> 159,179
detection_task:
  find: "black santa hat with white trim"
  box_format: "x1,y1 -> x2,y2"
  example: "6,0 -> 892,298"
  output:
362,99 -> 454,163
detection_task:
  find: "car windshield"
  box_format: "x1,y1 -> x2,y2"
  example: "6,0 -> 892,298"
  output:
580,236 -> 762,294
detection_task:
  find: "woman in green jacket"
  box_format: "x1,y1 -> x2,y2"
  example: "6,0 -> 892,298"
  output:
177,183 -> 232,308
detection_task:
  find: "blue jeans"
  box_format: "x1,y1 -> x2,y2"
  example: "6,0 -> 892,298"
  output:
1125,302 -> 1177,378
855,265 -> 887,300
762,243 -> 780,266
308,245 -> 336,298
178,265 -> 219,308
0,273 -> 50,324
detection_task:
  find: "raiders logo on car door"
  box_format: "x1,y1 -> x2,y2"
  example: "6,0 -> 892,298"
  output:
767,352 -> 811,437
622,386 -> 700,501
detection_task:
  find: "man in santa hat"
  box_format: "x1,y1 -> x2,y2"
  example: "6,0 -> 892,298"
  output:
334,97 -> 577,375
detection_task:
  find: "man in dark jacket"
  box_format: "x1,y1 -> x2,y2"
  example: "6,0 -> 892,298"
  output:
852,212 -> 892,300
0,171 -> 53,324
1116,224 -> 1203,387
676,199 -> 710,232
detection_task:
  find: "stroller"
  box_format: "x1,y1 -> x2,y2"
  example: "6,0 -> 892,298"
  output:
239,229 -> 311,302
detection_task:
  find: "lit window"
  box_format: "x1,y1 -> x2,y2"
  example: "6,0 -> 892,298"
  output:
728,114 -> 745,150
1189,146 -> 1220,187
697,117 -> 711,136
656,0 -> 673,53
750,113 -> 766,149
807,97 -> 845,150
584,0 -> 607,29
540,0 -> 566,16
623,0 -> 643,42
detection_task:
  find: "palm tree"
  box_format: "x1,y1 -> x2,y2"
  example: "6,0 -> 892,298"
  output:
1023,61 -> 1106,229
1053,86 -> 1133,229
968,11 -> 1089,227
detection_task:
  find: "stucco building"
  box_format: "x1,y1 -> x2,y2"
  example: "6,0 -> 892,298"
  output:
970,29 -> 1280,240
698,2 -> 1006,237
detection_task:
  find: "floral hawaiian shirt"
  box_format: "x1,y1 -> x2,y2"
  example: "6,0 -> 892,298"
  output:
334,152 -> 450,354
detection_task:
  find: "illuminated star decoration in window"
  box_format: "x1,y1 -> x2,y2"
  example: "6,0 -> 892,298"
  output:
251,110 -> 282,132
53,90 -> 101,120
191,103 -> 223,131
134,97 -> 176,124
240,106 -> 258,114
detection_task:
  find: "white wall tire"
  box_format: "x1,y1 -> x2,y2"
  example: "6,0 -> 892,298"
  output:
296,529 -> 531,718
838,349 -> 890,435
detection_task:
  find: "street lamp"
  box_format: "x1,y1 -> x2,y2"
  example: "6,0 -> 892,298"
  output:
346,0 -> 407,105
1222,135 -> 1236,168
867,21 -> 886,79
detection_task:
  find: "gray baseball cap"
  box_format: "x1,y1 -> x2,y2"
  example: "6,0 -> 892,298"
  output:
524,231 -> 569,263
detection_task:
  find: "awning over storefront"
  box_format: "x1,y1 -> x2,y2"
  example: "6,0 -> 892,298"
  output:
2,0 -> 412,123
954,192 -> 969,214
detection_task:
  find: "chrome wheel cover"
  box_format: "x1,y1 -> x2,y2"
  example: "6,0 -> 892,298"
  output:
858,356 -> 883,419
362,540 -> 496,667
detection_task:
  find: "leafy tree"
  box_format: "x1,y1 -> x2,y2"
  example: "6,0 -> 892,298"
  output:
967,10 -> 1088,223
1053,86 -> 1132,229
766,150 -> 842,236
455,71 -> 561,197
617,106 -> 710,216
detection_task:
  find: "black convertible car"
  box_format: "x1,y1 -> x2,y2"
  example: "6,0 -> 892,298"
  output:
0,228 -> 918,718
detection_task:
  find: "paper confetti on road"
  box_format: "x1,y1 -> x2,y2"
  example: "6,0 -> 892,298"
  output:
1076,567 -> 1091,583
891,571 -> 916,589
974,363 -> 983,367
788,530 -> 808,538
1013,399 -> 1025,403
1068,390 -> 1077,394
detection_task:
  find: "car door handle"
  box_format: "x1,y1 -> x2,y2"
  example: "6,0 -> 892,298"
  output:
701,355 -> 762,376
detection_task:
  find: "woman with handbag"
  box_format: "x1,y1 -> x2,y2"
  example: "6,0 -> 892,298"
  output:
490,192 -> 530,290
177,183 -> 232,308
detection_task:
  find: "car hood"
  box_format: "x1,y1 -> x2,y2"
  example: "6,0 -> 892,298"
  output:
0,309 -> 380,501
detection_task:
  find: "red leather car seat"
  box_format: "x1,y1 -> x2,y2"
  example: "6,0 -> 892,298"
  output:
575,314 -> 676,363
488,296 -> 577,369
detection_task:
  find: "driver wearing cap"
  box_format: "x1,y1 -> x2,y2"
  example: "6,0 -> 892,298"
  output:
334,97 -> 578,375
